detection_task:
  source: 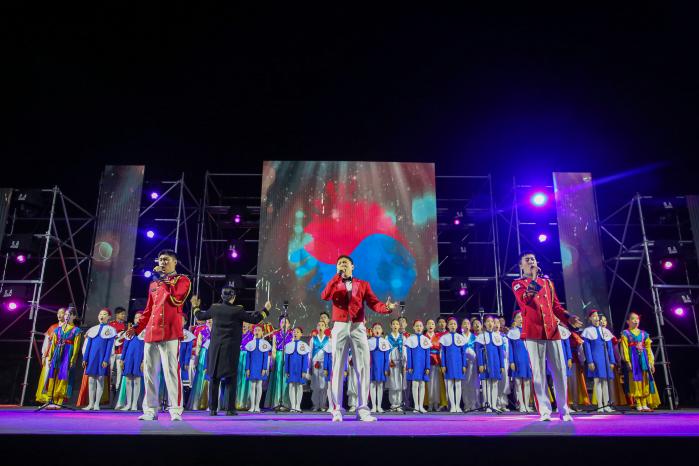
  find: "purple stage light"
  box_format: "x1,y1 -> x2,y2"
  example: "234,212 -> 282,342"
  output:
662,260 -> 675,270
146,230 -> 155,239
6,301 -> 19,311
537,233 -> 548,243
530,192 -> 548,207
150,192 -> 159,200
143,270 -> 153,279
231,250 -> 239,259
673,307 -> 686,317
234,214 -> 241,224
458,288 -> 467,297
453,218 -> 461,226
15,254 -> 27,264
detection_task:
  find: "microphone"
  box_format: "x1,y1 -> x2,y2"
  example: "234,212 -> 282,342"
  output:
528,265 -> 542,292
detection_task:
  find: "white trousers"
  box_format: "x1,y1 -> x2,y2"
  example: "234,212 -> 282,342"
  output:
87,376 -> 104,409
462,364 -> 480,409
370,381 -> 384,411
484,379 -> 498,409
329,322 -> 370,417
143,339 -> 183,417
310,366 -> 328,410
387,362 -> 404,408
446,379 -> 462,412
513,377 -> 532,412
593,378 -> 610,409
125,376 -> 142,410
111,353 -> 123,390
411,381 -> 426,412
525,339 -> 570,418
249,380 -> 263,411
428,364 -> 443,409
288,382 -> 303,411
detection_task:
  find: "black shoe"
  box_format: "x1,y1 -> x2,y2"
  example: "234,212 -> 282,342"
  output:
225,410 -> 238,416
209,410 -> 218,416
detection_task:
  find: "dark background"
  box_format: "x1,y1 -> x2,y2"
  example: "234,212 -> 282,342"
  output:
1,5 -> 698,405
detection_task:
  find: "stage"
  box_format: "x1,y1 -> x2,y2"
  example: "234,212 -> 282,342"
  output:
0,408 -> 696,464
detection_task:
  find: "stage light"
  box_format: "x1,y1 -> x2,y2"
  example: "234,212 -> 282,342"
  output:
537,233 -> 548,243
458,288 -> 467,297
234,214 -> 241,224
5,301 -> 19,311
150,192 -> 159,200
15,254 -> 27,264
143,270 -> 153,279
530,192 -> 548,207
453,218 -> 461,226
228,244 -> 239,259
673,306 -> 686,317
661,259 -> 676,270
146,230 -> 155,239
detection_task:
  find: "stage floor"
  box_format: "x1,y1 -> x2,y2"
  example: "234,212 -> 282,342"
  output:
1,408 -> 698,437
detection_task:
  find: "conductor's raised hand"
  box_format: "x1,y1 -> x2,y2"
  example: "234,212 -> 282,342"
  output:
264,301 -> 272,311
385,297 -> 398,312
190,295 -> 201,309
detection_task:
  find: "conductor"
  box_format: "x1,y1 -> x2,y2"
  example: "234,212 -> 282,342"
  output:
190,285 -> 272,415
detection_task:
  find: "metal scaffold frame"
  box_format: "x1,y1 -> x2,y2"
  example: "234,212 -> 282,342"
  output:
600,194 -> 699,410
130,174 -> 200,312
436,175 -> 503,316
193,172 -> 262,314
498,178 -> 564,314
0,187 -> 95,406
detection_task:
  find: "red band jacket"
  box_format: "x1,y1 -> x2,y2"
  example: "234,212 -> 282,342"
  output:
512,276 -> 569,340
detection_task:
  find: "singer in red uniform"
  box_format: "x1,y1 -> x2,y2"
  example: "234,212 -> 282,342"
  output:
126,249 -> 191,421
511,251 -> 582,422
322,255 -> 398,422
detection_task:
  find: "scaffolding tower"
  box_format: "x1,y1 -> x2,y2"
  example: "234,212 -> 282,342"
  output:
601,194 -> 699,410
0,187 -> 95,406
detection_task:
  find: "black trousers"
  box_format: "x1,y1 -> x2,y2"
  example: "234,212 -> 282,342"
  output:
208,346 -> 241,412
209,376 -> 238,412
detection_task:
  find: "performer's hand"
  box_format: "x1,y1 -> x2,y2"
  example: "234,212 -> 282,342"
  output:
462,367 -> 467,374
190,295 -> 201,308
610,364 -> 615,370
626,362 -> 632,370
385,370 -> 390,376
425,369 -> 430,375
568,360 -> 573,369
82,361 -> 87,368
650,365 -> 655,374
510,363 -> 515,371
286,373 -> 290,378
262,370 -> 268,376
153,265 -> 164,274
501,367 -> 505,374
568,315 -> 583,328
101,361 -> 108,368
323,370 -> 328,377
478,366 -> 485,373
408,368 -> 413,374
588,363 -> 596,371
264,300 -> 272,311
246,370 -> 250,377
125,327 -> 135,338
140,363 -> 144,372
440,367 -> 446,374
385,297 -> 397,312
184,365 -> 189,371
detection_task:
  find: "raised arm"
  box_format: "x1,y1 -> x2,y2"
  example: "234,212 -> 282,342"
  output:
321,274 -> 343,301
